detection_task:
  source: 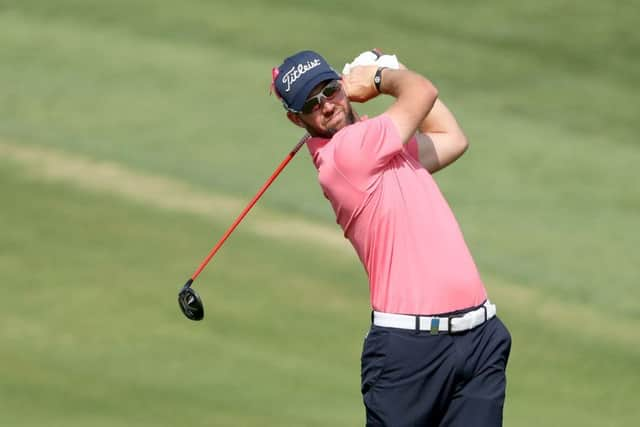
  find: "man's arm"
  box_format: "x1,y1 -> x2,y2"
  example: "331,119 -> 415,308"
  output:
381,68 -> 439,144
389,58 -> 467,173
343,53 -> 466,173
414,99 -> 469,173
343,66 -> 438,144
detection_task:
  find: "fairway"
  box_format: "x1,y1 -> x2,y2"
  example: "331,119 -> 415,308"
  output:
1,1 -> 639,426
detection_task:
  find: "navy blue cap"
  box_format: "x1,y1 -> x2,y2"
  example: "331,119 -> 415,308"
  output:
272,50 -> 340,113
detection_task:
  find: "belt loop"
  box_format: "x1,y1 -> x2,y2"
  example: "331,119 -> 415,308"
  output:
371,311 -> 374,324
430,318 -> 439,335
447,314 -> 463,334
415,315 -> 420,331
481,305 -> 487,322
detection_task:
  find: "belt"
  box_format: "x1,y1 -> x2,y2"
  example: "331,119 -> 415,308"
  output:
372,301 -> 496,334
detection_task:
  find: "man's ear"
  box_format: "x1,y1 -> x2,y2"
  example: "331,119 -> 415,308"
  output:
287,111 -> 305,128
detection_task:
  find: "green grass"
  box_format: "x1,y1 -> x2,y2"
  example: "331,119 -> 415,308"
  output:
0,0 -> 639,425
2,146 -> 638,426
0,164 -> 367,426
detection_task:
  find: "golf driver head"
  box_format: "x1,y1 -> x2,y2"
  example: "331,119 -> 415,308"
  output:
178,285 -> 204,321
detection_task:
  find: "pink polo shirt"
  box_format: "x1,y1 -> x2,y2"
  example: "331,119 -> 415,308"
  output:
306,113 -> 487,315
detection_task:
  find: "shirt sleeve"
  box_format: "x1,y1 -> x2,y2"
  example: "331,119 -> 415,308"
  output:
332,114 -> 404,191
405,135 -> 420,161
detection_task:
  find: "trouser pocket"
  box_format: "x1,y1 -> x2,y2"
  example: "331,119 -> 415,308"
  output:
361,327 -> 390,396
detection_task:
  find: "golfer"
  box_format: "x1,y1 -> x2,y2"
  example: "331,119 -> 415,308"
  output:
271,50 -> 511,426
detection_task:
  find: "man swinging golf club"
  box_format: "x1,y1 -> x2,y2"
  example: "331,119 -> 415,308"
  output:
270,50 -> 512,426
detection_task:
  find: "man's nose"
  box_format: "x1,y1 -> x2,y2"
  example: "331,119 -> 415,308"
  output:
320,98 -> 336,115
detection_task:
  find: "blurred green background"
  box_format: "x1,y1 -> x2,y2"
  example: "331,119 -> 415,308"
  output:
1,1 -> 638,425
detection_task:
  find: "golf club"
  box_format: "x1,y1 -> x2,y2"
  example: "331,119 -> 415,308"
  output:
178,134 -> 310,321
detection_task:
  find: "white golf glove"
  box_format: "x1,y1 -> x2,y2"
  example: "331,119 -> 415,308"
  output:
342,50 -> 400,75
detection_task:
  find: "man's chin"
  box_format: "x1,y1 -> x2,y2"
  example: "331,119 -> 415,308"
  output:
312,122 -> 344,138
325,116 -> 344,136
326,109 -> 356,135
307,109 -> 355,138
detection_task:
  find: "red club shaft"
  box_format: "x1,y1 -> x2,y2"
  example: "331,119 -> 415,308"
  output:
190,135 -> 309,281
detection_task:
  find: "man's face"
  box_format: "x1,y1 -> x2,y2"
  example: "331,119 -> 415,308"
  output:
288,79 -> 355,137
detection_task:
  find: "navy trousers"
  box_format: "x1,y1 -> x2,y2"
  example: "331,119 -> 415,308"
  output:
361,316 -> 511,426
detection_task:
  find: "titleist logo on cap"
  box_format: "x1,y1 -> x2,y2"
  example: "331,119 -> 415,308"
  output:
281,58 -> 321,92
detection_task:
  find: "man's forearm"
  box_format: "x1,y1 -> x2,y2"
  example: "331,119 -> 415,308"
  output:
393,59 -> 462,136
385,57 -> 467,171
418,98 -> 463,136
378,68 -> 439,144
415,98 -> 469,173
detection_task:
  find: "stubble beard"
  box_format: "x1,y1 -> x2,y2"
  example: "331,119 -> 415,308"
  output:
306,105 -> 356,138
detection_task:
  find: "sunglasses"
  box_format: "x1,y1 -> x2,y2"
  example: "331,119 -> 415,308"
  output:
301,80 -> 342,114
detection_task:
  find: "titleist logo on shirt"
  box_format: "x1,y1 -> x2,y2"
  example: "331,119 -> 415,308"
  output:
281,59 -> 321,92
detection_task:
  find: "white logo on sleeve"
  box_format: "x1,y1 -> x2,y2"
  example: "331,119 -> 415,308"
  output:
282,59 -> 322,92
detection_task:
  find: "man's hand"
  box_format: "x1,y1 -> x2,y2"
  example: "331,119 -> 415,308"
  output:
342,49 -> 400,74
341,65 -> 379,103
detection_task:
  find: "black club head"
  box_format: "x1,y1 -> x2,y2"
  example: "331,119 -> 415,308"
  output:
178,285 -> 204,321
